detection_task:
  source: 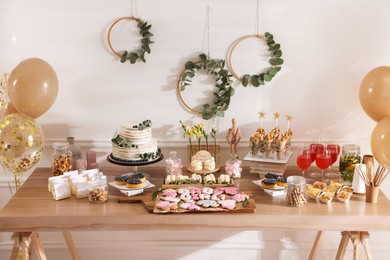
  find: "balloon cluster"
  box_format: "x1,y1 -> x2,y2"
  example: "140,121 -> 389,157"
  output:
0,58 -> 58,190
359,66 -> 390,167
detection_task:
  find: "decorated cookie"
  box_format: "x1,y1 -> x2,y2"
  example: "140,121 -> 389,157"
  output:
190,187 -> 202,195
202,187 -> 214,195
178,188 -> 190,194
191,193 -> 200,200
180,201 -> 200,211
199,193 -> 211,200
222,187 -> 238,195
180,193 -> 192,202
232,193 -> 249,202
162,196 -> 181,203
156,201 -> 175,211
213,188 -> 224,196
221,200 -> 236,210
162,188 -> 177,197
197,200 -> 219,208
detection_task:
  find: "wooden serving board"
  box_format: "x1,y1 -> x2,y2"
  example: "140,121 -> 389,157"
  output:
117,189 -> 256,214
161,179 -> 234,189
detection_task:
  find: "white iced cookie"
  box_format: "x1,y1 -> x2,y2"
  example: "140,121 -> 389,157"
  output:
204,157 -> 216,171
221,200 -> 236,210
197,200 -> 219,208
202,187 -> 214,194
190,160 -> 203,171
177,188 -> 190,194
162,197 -> 181,203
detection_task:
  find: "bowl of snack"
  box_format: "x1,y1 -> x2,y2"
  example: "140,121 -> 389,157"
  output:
319,192 -> 334,204
337,191 -> 353,203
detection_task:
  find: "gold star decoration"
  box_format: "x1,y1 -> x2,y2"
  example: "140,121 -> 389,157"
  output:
285,114 -> 293,121
274,113 -> 280,119
258,111 -> 266,119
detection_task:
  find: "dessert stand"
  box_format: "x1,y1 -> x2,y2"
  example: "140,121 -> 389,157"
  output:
107,153 -> 164,176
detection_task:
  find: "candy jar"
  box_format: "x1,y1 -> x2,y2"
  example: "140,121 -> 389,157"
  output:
51,142 -> 72,176
225,154 -> 242,178
165,151 -> 183,176
339,144 -> 361,182
285,176 -> 307,207
88,172 -> 108,203
67,137 -> 82,171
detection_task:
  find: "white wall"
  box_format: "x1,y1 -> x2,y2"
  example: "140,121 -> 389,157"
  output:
1,0 -> 390,259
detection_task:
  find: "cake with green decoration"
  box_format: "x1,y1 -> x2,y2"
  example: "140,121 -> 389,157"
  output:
111,120 -> 161,162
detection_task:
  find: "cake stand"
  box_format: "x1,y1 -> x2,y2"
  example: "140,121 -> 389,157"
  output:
106,153 -> 164,175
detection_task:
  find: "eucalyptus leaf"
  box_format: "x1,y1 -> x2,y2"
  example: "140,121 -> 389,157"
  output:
269,44 -> 281,52
273,50 -> 282,57
242,74 -> 250,87
216,110 -> 225,117
251,75 -> 260,87
264,74 -> 273,82
275,58 -> 284,65
185,61 -> 196,70
268,68 -> 278,76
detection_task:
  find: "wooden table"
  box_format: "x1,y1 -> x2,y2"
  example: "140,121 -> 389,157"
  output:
0,167 -> 388,259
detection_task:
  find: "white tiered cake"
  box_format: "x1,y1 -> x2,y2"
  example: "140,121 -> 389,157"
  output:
111,120 -> 161,162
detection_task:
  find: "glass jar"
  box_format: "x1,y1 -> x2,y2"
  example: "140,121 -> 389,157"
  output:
66,137 -> 82,171
285,176 -> 307,207
165,151 -> 183,176
339,144 -> 361,182
88,172 -> 108,203
51,142 -> 72,176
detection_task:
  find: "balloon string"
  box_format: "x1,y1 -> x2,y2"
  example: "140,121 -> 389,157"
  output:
255,0 -> 260,36
207,5 -> 210,58
2,165 -> 15,196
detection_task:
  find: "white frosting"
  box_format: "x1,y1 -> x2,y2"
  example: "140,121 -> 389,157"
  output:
190,160 -> 202,171
112,121 -> 159,161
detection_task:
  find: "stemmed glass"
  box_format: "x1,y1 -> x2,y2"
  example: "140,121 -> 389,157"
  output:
296,148 -> 312,177
315,149 -> 332,181
307,143 -> 324,180
325,143 -> 341,179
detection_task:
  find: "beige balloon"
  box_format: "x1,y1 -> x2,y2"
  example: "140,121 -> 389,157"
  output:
359,66 -> 390,122
7,58 -> 58,118
371,116 -> 390,167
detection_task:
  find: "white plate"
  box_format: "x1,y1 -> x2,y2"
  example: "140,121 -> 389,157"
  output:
243,151 -> 293,164
252,179 -> 286,191
109,180 -> 151,190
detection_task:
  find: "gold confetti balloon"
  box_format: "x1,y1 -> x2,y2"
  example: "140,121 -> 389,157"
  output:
0,113 -> 44,175
0,73 -> 10,118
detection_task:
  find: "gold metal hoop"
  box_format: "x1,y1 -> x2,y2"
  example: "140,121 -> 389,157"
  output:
177,61 -> 202,115
107,16 -> 135,58
227,34 -> 267,81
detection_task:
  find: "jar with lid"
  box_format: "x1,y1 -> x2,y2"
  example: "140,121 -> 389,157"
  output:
66,137 -> 82,171
285,176 -> 307,207
339,144 -> 361,182
165,151 -> 183,176
51,142 -> 72,176
88,172 -> 108,203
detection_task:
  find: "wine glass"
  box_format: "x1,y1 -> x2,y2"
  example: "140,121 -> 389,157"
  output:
296,148 -> 312,177
315,149 -> 332,181
307,143 -> 324,180
325,143 -> 341,179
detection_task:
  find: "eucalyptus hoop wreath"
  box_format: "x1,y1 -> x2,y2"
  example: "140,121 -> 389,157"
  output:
107,16 -> 154,64
177,53 -> 234,120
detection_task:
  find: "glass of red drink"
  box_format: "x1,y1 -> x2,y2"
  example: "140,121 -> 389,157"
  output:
315,149 -> 331,181
325,144 -> 341,178
297,148 -> 312,177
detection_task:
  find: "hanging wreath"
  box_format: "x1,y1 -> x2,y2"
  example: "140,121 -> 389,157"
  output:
227,32 -> 283,87
107,16 -> 154,64
178,54 -> 234,120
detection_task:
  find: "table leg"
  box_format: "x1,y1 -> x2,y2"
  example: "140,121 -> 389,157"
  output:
62,231 -> 81,260
308,230 -> 324,260
360,231 -> 373,260
30,232 -> 47,260
335,231 -> 350,260
350,231 -> 361,260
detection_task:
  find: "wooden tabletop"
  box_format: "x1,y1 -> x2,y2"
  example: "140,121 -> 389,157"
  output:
0,167 -> 389,232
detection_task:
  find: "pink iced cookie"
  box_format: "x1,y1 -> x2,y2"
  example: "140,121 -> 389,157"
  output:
156,201 -> 173,211
191,193 -> 200,200
190,187 -> 202,195
222,187 -> 239,195
221,200 -> 236,210
163,196 -> 181,203
162,189 -> 177,197
213,188 -> 224,196
232,193 -> 249,202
